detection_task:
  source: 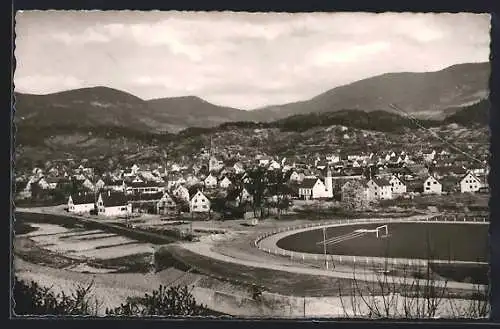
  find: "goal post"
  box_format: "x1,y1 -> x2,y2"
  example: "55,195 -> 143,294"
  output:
376,225 -> 388,238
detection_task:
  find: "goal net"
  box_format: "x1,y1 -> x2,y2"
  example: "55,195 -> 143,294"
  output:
316,225 -> 390,247
354,225 -> 389,238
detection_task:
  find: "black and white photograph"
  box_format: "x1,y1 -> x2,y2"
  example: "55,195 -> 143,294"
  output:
12,11 -> 491,319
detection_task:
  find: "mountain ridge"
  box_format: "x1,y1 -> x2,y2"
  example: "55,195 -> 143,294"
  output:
14,61 -> 490,132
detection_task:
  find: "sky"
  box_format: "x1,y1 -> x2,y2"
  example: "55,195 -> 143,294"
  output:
14,11 -> 490,109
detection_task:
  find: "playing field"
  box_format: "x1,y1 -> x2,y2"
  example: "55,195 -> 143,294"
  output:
276,222 -> 488,262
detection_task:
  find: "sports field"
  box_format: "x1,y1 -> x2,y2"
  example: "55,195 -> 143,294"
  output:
276,222 -> 488,262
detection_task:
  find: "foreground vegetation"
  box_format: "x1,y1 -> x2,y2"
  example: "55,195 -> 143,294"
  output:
13,277 -> 216,317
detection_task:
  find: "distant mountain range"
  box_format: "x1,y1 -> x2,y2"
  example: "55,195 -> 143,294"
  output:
14,62 -> 490,134
253,62 -> 490,121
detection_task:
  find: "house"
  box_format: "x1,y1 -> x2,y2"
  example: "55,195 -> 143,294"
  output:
219,176 -> 232,189
367,178 -> 393,201
423,176 -> 442,195
17,180 -> 32,199
44,177 -> 60,190
289,171 -> 302,183
37,177 -> 51,190
171,163 -> 181,172
173,185 -> 190,202
298,178 -> 321,200
68,193 -> 96,214
233,162 -> 245,174
157,192 -> 177,215
95,179 -> 106,191
423,150 -> 436,162
82,178 -> 95,191
209,157 -> 224,172
167,173 -> 185,189
204,174 -> 218,189
460,171 -> 483,193
388,175 -> 407,195
190,190 -> 211,213
104,179 -> 126,193
130,176 -> 144,184
326,154 -> 341,164
239,187 -> 253,204
268,160 -> 281,171
185,175 -> 201,187
131,164 -> 140,175
126,181 -> 164,195
298,171 -> 333,200
96,192 -> 132,217
128,192 -> 164,213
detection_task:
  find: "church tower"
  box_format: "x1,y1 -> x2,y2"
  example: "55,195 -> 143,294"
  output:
325,167 -> 333,198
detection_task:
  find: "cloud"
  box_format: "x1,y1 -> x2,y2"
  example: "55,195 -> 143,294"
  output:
313,42 -> 391,66
14,12 -> 490,109
14,75 -> 84,93
50,27 -> 110,45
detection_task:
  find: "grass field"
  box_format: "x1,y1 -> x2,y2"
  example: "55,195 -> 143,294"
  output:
276,222 -> 488,262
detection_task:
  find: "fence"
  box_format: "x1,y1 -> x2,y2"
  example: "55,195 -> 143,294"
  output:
254,215 -> 489,269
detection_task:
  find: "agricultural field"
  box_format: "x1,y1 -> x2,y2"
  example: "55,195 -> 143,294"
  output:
14,222 -> 156,272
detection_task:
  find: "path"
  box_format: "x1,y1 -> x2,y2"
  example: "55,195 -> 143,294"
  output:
181,236 -> 486,292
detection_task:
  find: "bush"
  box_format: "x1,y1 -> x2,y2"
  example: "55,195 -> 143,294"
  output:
106,285 -> 211,316
14,277 -> 96,315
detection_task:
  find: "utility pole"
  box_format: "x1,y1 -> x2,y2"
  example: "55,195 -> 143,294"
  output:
303,296 -> 306,318
323,227 -> 328,270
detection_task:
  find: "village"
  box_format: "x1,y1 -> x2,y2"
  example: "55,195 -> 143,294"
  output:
14,141 -> 490,223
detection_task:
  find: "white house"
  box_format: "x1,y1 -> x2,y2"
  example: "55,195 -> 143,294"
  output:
423,150 -> 436,162
104,179 -> 126,193
95,179 -> 106,191
96,192 -> 132,217
157,192 -> 177,215
68,194 -> 95,214
131,164 -> 140,175
190,190 -> 211,213
239,188 -> 253,204
388,175 -> 407,195
37,178 -> 51,190
233,162 -> 245,174
367,178 -> 393,201
204,174 -> 218,189
259,156 -> 272,167
298,171 -> 333,200
126,181 -> 164,195
460,171 -> 483,193
219,176 -> 232,189
289,171 -> 302,183
326,154 -> 341,164
81,178 -> 95,191
170,163 -> 181,172
423,176 -> 442,195
268,160 -> 281,171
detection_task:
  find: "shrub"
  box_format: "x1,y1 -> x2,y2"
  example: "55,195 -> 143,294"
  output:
14,277 -> 96,316
106,285 -> 211,316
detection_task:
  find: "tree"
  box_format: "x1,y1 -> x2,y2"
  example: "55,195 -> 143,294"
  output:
266,169 -> 291,219
341,180 -> 369,210
244,166 -> 267,219
106,285 -> 211,316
